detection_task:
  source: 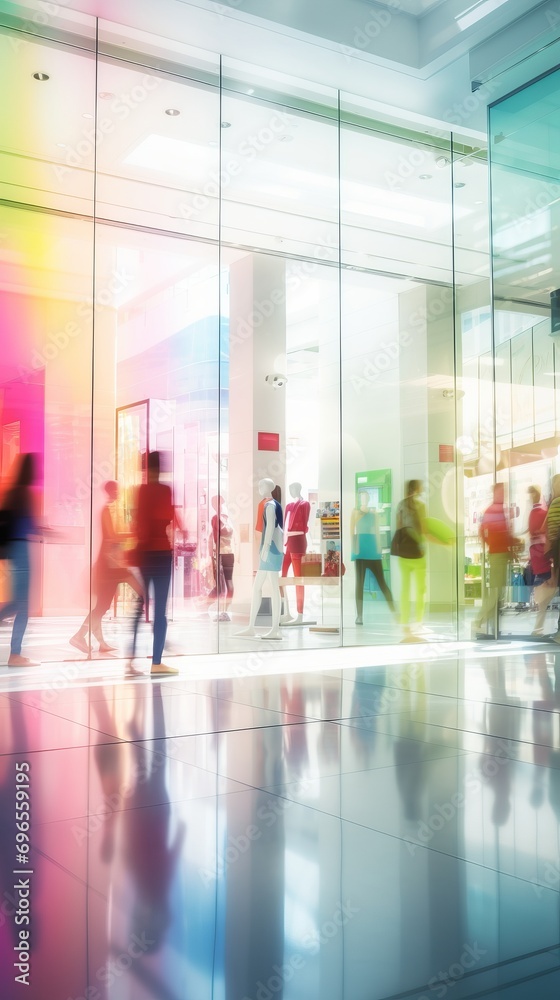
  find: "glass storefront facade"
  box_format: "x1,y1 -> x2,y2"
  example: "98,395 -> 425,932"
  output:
0,2 -> 496,660
489,67 -> 560,639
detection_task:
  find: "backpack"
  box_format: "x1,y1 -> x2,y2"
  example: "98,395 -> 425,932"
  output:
0,506 -> 15,558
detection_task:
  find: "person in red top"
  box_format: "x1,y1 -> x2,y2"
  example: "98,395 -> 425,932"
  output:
474,482 -> 517,636
527,484 -> 555,635
128,451 -> 183,676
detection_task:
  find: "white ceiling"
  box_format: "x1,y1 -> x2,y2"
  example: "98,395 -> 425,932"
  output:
37,0 -> 556,137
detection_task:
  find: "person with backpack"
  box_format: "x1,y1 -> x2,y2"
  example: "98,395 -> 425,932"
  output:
0,454 -> 41,666
394,480 -> 427,642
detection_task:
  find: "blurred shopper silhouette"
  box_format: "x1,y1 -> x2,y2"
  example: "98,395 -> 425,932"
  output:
474,482 -> 519,637
394,480 -> 427,642
208,494 -> 235,621
545,473 -> 560,644
70,480 -> 143,655
128,451 -> 183,677
526,484 -> 555,636
0,453 -> 42,666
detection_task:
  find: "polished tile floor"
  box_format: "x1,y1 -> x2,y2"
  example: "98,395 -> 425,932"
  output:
0,643 -> 559,999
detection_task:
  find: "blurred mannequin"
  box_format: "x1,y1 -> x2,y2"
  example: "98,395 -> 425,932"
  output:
280,482 -> 310,625
237,479 -> 284,640
209,495 -> 236,621
351,490 -> 395,625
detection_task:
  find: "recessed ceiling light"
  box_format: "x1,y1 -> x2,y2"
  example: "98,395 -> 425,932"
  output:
32,72 -> 49,81
165,108 -> 180,116
98,92 -> 114,100
247,88 -> 255,95
208,140 -> 219,147
419,174 -> 432,180
475,199 -> 484,205
454,181 -> 466,189
82,112 -> 93,119
279,135 -> 293,142
435,155 -> 450,168
56,142 -> 67,148
221,121 -> 231,128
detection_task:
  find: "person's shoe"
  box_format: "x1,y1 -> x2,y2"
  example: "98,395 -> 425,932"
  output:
401,628 -> 423,643
531,628 -> 545,637
551,632 -> 560,645
355,616 -> 363,625
219,612 -> 231,622
125,660 -> 145,678
150,663 -> 179,676
70,634 -> 90,655
8,654 -> 39,667
98,641 -> 116,653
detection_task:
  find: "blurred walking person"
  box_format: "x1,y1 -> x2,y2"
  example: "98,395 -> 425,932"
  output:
526,484 -> 555,636
128,452 -> 183,677
474,482 -> 518,637
70,480 -> 143,655
0,454 -> 41,666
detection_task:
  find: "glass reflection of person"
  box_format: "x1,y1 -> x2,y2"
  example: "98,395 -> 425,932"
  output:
98,684 -> 185,960
351,490 -> 395,626
208,495 -> 235,622
395,480 -> 427,642
128,451 -> 184,677
0,453 -> 42,666
70,481 -> 143,655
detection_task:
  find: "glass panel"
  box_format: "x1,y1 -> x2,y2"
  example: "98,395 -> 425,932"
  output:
220,58 -> 341,651
340,103 -> 457,648
96,19 -> 220,239
489,67 -> 560,639
92,225 -> 220,657
0,13 -> 96,653
220,60 -> 339,260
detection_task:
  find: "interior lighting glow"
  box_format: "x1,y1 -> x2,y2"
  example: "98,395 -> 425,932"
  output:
124,134 -> 216,174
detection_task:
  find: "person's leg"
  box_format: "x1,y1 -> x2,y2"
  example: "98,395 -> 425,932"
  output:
280,550 -> 293,621
413,556 -> 427,625
151,551 -> 172,665
355,560 -> 366,622
368,559 -> 395,612
220,554 -> 234,617
291,553 -> 305,614
9,541 -> 30,656
130,566 -> 148,661
399,558 -> 412,626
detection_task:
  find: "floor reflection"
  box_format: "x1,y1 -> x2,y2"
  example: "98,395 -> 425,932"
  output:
0,645 -> 559,999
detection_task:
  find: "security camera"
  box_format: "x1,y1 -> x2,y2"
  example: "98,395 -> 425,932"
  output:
265,374 -> 288,388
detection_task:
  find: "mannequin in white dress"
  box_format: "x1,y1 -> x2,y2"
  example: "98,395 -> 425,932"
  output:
236,478 -> 284,640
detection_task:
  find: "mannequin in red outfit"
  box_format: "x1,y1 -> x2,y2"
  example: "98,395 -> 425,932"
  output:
280,482 -> 310,624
